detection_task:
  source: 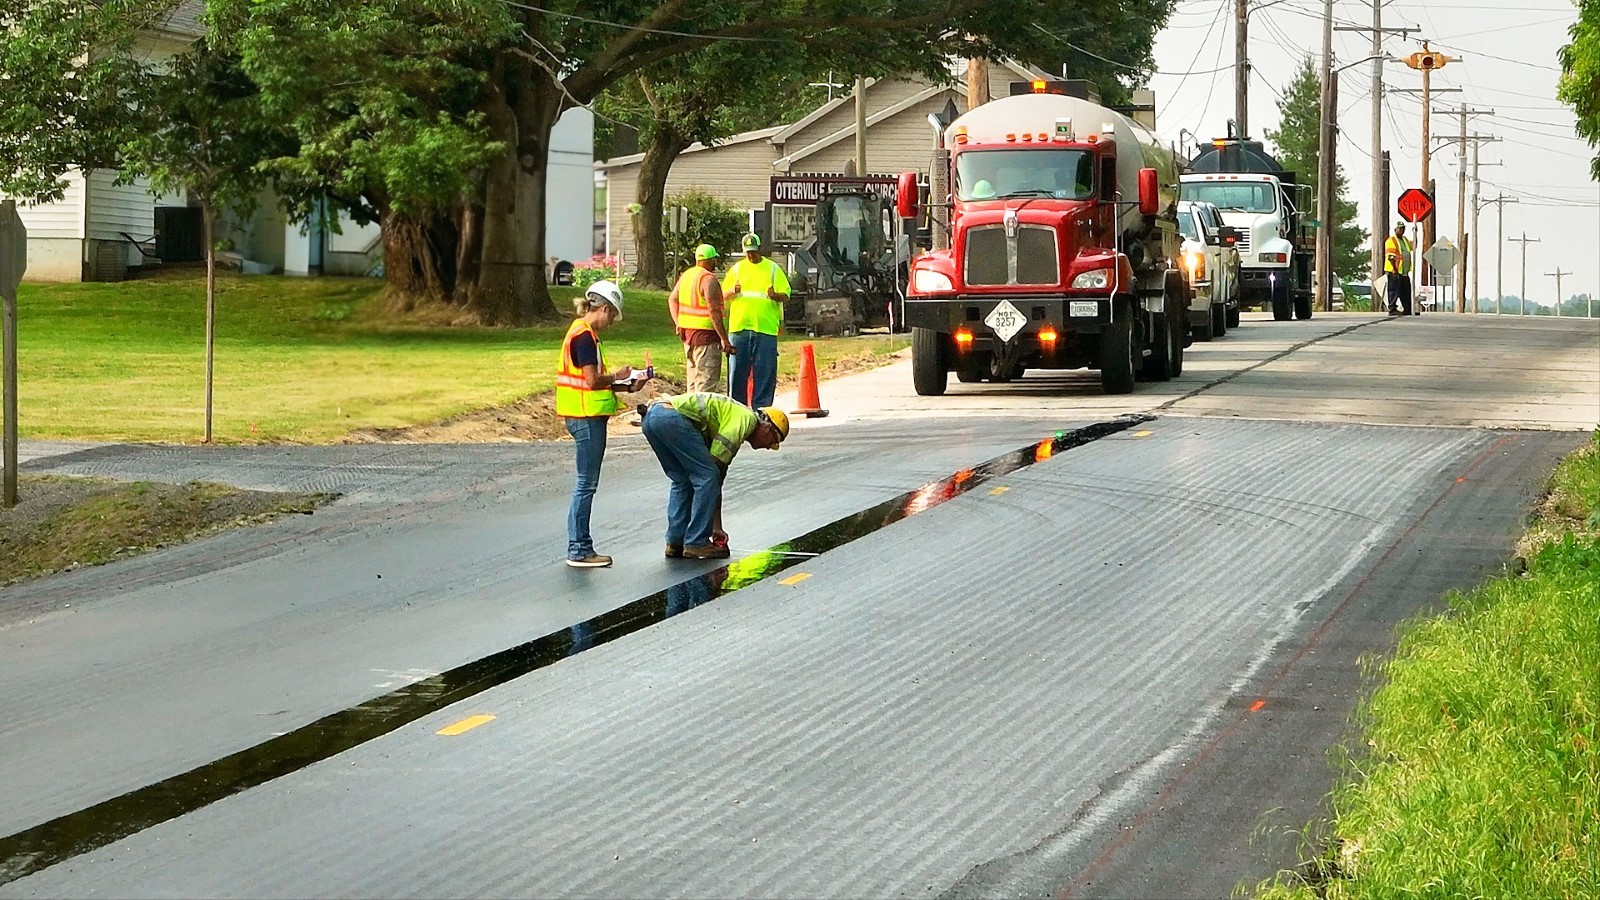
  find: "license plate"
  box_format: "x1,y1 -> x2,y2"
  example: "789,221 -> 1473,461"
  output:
1069,301 -> 1099,318
983,300 -> 1027,342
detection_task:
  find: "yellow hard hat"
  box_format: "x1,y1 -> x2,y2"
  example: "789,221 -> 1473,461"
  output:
760,407 -> 790,443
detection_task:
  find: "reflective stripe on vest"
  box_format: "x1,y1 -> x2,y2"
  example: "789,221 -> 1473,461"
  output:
1384,236 -> 1412,275
675,267 -> 714,331
723,258 -> 785,335
555,320 -> 619,418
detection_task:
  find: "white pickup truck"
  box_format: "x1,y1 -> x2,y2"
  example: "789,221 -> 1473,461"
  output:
1177,199 -> 1242,340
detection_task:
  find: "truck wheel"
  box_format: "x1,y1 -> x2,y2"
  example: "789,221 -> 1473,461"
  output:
1211,302 -> 1227,337
912,328 -> 948,396
955,364 -> 983,383
1169,310 -> 1185,377
1099,320 -> 1136,394
1191,312 -> 1215,343
1271,284 -> 1291,321
1226,304 -> 1241,329
1294,294 -> 1314,320
1139,312 -> 1173,382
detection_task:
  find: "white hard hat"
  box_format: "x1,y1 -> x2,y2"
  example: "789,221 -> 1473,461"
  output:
586,279 -> 624,316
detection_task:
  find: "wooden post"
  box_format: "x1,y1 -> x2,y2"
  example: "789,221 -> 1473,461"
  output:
1,199 -> 26,509
965,58 -> 990,109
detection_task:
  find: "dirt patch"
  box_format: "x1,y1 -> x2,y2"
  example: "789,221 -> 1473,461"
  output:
0,476 -> 334,588
342,346 -> 907,445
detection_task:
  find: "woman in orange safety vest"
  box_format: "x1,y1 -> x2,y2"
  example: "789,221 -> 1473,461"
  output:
557,280 -> 646,568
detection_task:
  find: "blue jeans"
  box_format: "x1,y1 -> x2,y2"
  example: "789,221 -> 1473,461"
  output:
729,330 -> 778,408
641,405 -> 722,548
565,416 -> 608,559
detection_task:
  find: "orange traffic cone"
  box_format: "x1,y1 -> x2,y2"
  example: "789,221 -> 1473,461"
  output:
791,342 -> 829,418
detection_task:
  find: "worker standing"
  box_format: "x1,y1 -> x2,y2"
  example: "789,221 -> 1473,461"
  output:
1384,224 -> 1415,317
640,392 -> 789,560
721,233 -> 790,407
669,244 -> 734,393
557,280 -> 645,569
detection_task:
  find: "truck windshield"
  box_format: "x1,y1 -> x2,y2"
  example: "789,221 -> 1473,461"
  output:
955,149 -> 1095,201
1182,182 -> 1277,214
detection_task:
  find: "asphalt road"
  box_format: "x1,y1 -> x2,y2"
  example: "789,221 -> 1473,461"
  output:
1,312 -> 1595,898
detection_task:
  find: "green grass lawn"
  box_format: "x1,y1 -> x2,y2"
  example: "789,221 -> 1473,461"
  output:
11,272 -> 905,443
1258,432 -> 1600,898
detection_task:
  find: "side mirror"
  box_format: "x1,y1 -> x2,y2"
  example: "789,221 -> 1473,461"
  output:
1137,168 -> 1159,217
896,171 -> 920,220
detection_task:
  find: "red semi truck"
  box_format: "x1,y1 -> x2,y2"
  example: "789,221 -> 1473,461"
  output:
896,85 -> 1188,395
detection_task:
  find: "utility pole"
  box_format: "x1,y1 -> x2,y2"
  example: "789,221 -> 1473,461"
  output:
1508,233 -> 1539,315
1546,268 -> 1571,316
1429,110 -> 1494,312
1393,79 -> 1460,296
1315,0 -> 1335,311
1483,196 -> 1516,314
1468,150 -> 1502,312
1472,188 -> 1510,312
1236,0 -> 1250,137
1401,46 -> 1457,297
966,58 -> 990,110
1337,10 -> 1416,286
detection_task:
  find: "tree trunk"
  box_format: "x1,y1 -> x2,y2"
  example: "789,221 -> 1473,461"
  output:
202,201 -> 215,444
453,200 -> 484,305
474,59 -> 563,325
633,125 -> 691,288
381,209 -> 456,306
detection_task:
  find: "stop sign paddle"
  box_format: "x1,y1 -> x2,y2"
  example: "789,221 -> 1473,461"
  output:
1397,188 -> 1434,223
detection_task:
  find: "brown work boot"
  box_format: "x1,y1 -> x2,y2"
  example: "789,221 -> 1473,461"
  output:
665,544 -> 683,559
565,554 -> 613,569
682,544 -> 730,560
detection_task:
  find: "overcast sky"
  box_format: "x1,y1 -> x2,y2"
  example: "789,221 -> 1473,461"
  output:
1143,0 -> 1593,307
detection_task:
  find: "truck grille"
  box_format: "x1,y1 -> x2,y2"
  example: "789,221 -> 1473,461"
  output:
1233,230 -> 1251,253
963,225 -> 1059,287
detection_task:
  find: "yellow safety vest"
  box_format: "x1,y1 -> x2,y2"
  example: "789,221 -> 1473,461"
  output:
555,320 -> 619,418
1384,235 -> 1412,275
674,266 -> 715,332
721,257 -> 789,335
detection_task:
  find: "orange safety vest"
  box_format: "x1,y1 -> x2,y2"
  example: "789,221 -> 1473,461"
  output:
674,265 -> 715,332
555,320 -> 619,418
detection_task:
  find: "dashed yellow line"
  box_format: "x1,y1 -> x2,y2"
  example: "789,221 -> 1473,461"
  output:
779,572 -> 812,586
436,714 -> 495,736
1133,430 -> 1154,438
989,486 -> 1010,495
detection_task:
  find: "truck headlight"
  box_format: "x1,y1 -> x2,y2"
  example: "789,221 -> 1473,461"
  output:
1258,252 -> 1288,264
1071,268 -> 1111,289
912,268 -> 954,293
1182,250 -> 1206,280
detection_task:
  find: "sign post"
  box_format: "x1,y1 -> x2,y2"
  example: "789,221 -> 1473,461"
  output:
0,200 -> 26,509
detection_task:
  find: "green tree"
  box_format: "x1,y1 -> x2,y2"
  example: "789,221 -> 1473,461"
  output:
119,40 -> 290,442
598,47 -> 831,287
1560,0 -> 1600,179
0,0 -> 171,202
222,0 -> 1177,323
1265,57 -> 1368,278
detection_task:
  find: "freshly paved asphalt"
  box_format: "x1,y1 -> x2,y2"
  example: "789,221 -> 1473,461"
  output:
1,312 -> 1595,898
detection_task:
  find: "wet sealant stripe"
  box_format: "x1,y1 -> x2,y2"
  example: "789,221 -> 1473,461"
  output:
0,414 -> 1151,886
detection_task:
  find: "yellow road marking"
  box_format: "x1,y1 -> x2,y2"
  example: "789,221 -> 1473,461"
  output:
989,486 -> 1010,495
436,714 -> 495,736
1133,430 -> 1154,438
779,573 -> 812,586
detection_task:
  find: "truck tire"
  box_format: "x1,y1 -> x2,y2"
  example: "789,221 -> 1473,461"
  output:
1226,304 -> 1241,329
1271,281 -> 1291,320
1211,302 -> 1228,337
1191,311 -> 1215,343
1169,309 -> 1185,377
912,328 -> 948,396
1140,310 -> 1174,381
1294,294 -> 1314,320
956,364 -> 983,383
1099,319 -> 1136,394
